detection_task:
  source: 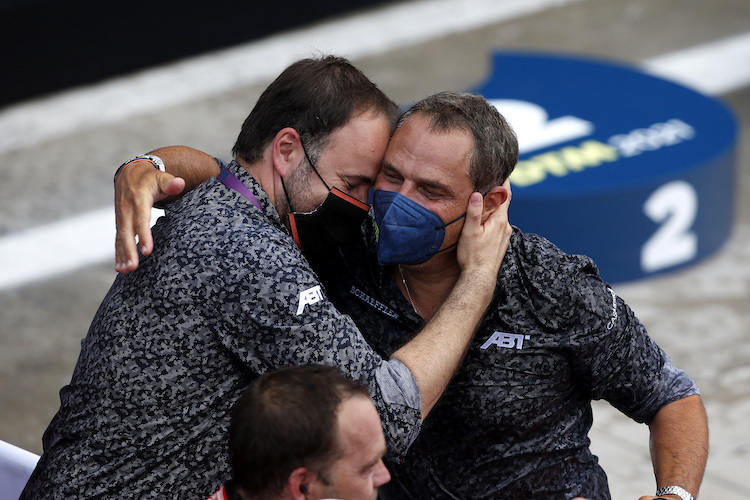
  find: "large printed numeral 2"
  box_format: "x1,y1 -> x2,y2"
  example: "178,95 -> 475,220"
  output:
641,181 -> 698,273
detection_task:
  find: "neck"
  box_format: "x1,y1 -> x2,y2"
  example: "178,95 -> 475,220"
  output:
237,157 -> 279,206
237,157 -> 293,225
395,255 -> 461,321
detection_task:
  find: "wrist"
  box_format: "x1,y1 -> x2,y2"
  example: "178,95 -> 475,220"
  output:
453,270 -> 497,311
459,265 -> 499,292
114,154 -> 166,184
656,485 -> 696,500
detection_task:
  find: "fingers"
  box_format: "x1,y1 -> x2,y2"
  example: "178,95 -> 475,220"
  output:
114,162 -> 176,273
154,173 -> 185,205
134,208 -> 155,257
163,176 -> 186,197
456,191 -> 509,276
114,192 -> 152,272
483,184 -> 513,254
462,192 -> 485,236
114,200 -> 156,272
114,229 -> 139,273
489,182 -> 511,222
114,207 -> 140,273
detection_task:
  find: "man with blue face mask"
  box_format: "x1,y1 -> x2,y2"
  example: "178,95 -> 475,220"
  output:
113,91 -> 707,500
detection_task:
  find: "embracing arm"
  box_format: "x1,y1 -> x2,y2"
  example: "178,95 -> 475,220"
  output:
115,145 -> 513,423
391,188 -> 512,418
114,146 -> 220,273
637,394 -> 708,500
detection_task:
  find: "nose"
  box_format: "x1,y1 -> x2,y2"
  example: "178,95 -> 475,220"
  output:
397,182 -> 417,199
373,459 -> 391,487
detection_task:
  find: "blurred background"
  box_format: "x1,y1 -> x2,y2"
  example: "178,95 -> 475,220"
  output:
1,0 -> 748,497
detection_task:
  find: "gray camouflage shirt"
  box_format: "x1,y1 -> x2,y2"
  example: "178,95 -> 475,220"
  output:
317,222 -> 700,500
21,161 -> 421,499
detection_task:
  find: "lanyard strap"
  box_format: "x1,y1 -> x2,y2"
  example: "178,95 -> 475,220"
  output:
217,168 -> 263,213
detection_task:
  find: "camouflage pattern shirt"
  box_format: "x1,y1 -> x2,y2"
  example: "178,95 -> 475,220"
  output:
318,222 -> 699,500
21,160 -> 421,499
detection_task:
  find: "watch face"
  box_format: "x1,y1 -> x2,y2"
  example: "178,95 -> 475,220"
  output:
142,155 -> 166,172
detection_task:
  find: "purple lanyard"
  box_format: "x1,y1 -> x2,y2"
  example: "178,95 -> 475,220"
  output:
217,168 -> 263,213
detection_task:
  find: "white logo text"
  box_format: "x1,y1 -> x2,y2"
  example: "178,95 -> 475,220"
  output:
296,285 -> 323,315
480,332 -> 531,350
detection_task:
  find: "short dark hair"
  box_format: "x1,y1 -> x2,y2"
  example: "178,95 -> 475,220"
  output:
232,55 -> 400,164
399,91 -> 518,192
229,365 -> 370,498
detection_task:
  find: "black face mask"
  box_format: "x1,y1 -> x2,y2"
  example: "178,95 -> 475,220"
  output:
288,187 -> 370,253
284,141 -> 370,254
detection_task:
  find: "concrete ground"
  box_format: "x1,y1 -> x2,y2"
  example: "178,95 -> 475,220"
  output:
1,0 -> 748,498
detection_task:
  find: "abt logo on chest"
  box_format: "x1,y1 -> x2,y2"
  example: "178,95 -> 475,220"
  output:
480,331 -> 531,350
296,285 -> 323,315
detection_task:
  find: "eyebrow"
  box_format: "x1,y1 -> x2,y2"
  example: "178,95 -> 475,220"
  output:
420,178 -> 449,192
381,161 -> 449,192
380,161 -> 398,175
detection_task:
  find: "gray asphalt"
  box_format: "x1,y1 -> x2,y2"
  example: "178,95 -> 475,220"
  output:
1,0 -> 748,498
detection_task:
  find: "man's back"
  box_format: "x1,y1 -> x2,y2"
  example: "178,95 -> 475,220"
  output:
22,174 -> 265,497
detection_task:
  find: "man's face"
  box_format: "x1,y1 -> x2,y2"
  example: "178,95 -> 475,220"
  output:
374,112 -> 475,264
312,395 -> 390,500
285,111 -> 392,214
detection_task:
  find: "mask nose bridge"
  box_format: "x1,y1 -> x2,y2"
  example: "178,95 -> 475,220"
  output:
390,192 -> 428,222
380,190 -> 450,230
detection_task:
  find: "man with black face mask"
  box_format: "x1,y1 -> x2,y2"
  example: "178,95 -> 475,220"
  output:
22,58 -> 510,499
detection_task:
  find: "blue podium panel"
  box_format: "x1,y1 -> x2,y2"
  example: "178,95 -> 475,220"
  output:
474,52 -> 738,283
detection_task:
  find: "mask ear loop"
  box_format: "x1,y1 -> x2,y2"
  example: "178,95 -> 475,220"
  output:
426,212 -> 466,258
282,138 -> 331,216
426,188 -> 492,258
430,187 -> 492,230
300,139 -> 331,190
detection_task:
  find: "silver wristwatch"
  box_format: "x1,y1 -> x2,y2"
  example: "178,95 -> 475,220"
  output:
114,154 -> 166,183
135,154 -> 166,172
656,485 -> 696,500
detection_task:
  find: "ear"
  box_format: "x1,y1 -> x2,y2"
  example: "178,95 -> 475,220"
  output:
481,180 -> 511,223
271,127 -> 303,179
287,466 -> 316,499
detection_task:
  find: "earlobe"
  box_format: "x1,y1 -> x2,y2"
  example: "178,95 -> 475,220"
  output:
272,127 -> 302,178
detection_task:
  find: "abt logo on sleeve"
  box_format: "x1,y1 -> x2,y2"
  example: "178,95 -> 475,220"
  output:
480,331 -> 531,350
296,285 -> 323,315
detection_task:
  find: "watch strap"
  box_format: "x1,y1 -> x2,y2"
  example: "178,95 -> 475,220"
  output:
114,154 -> 166,183
656,485 -> 696,500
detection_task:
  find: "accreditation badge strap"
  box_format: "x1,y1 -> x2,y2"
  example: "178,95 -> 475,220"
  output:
217,168 -> 264,213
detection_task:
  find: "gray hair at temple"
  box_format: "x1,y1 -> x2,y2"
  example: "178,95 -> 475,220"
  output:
398,91 -> 518,192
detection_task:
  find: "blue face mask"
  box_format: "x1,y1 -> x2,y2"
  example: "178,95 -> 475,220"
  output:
373,190 -> 465,266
